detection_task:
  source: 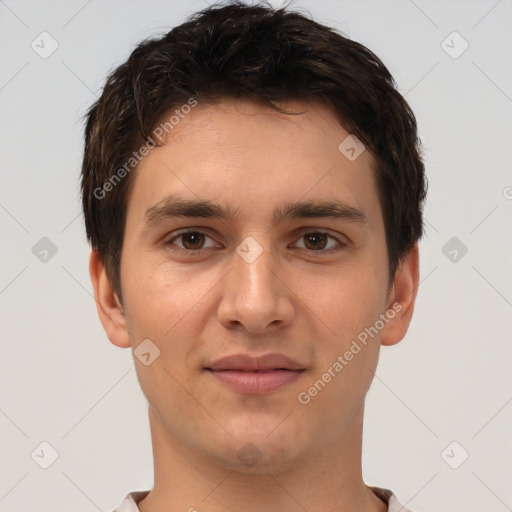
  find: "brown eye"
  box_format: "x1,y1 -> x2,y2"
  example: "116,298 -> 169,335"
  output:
180,232 -> 206,250
303,232 -> 328,250
167,230 -> 219,252
292,230 -> 344,253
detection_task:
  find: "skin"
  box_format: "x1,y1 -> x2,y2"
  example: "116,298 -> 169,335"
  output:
90,98 -> 419,512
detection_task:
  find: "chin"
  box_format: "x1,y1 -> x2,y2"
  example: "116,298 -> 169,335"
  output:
213,445 -> 303,476
208,420 -> 308,475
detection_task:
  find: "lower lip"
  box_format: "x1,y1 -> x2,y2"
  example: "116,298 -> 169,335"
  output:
207,369 -> 304,394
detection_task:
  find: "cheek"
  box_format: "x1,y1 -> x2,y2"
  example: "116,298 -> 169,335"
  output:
295,269 -> 385,425
298,256 -> 388,407
120,255 -> 224,395
307,259 -> 387,340
122,253 -> 210,338
121,261 -> 210,409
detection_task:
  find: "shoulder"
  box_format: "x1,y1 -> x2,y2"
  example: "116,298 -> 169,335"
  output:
113,488 -> 418,512
111,490 -> 150,512
370,486 -> 417,512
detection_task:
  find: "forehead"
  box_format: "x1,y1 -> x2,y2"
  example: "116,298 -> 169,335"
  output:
126,98 -> 381,228
156,98 -> 360,162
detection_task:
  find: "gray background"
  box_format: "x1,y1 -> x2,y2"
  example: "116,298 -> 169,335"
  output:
1,0 -> 511,511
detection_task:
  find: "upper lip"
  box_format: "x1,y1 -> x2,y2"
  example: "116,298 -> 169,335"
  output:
205,353 -> 305,371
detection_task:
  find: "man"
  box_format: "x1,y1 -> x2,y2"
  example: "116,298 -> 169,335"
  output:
81,2 -> 427,511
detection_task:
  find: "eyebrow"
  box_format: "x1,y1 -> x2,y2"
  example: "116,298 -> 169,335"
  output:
272,200 -> 367,226
144,195 -> 234,228
143,194 -> 368,229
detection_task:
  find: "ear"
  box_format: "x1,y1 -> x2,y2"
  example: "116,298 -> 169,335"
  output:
380,243 -> 420,347
89,250 -> 130,348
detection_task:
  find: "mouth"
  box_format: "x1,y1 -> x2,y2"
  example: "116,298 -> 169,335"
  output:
204,353 -> 306,394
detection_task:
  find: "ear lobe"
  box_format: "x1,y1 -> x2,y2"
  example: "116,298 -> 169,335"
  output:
380,244 -> 420,347
89,250 -> 131,348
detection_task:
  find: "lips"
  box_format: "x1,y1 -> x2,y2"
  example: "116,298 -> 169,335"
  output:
204,353 -> 305,394
206,353 -> 305,372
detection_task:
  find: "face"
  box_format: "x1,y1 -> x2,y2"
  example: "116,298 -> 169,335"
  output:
91,98 -> 417,474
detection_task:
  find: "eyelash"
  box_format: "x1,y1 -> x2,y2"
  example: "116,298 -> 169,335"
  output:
164,228 -> 347,255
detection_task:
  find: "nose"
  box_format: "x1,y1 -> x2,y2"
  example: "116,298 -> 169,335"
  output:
217,238 -> 295,334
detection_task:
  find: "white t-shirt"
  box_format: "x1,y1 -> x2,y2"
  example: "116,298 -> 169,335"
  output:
112,487 -> 415,511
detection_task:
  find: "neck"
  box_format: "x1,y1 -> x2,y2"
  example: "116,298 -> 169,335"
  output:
138,403 -> 386,512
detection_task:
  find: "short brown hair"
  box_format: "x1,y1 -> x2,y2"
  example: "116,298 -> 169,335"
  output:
81,1 -> 427,297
